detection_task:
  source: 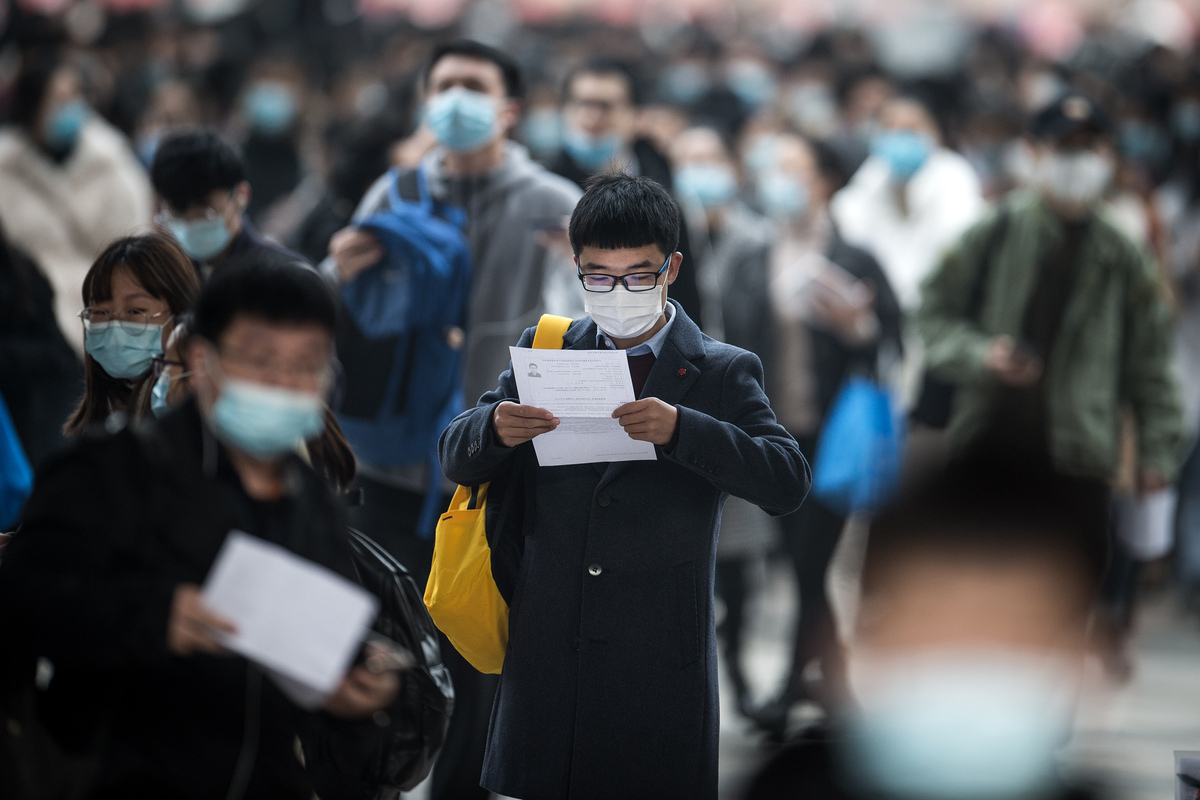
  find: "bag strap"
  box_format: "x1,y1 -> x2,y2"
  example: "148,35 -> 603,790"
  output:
532,314 -> 572,349
965,205 -> 1010,322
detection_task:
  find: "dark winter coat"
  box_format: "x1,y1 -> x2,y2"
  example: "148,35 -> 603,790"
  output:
439,302 -> 809,799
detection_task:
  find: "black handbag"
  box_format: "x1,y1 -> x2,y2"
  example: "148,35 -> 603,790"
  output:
301,528 -> 455,800
911,207 -> 1010,429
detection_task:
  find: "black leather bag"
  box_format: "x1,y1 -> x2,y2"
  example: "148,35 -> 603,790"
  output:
911,208 -> 1010,429
301,528 -> 455,800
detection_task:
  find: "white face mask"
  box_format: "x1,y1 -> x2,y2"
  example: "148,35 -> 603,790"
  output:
1037,149 -> 1113,208
845,647 -> 1077,800
585,286 -> 666,339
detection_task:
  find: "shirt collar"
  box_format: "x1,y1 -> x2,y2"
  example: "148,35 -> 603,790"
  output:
595,301 -> 675,357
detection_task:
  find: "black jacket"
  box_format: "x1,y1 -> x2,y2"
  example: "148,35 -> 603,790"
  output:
0,400 -> 395,799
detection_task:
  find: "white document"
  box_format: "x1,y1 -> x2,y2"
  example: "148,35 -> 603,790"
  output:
202,531 -> 379,709
510,346 -> 657,467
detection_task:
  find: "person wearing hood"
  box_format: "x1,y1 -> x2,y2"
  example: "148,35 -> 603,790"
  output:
323,39 -> 581,800
0,53 -> 154,348
151,129 -> 310,280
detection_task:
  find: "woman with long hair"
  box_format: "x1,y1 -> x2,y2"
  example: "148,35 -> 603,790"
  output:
63,233 -> 199,436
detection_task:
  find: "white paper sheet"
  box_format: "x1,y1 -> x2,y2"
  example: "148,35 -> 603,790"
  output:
510,346 -> 657,467
1116,489 -> 1178,561
202,531 -> 379,708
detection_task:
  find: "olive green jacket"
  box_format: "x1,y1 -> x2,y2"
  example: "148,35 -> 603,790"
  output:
917,191 -> 1184,480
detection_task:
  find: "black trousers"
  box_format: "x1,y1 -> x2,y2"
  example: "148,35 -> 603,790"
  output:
347,475 -> 494,800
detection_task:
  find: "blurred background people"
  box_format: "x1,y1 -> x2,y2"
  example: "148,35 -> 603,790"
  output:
63,233 -> 198,436
0,53 -> 154,347
151,129 -> 307,277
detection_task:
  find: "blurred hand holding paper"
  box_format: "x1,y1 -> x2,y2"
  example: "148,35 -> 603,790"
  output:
510,345 -> 657,467
202,531 -> 379,708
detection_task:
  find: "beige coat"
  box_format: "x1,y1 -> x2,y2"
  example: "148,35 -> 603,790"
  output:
0,118 -> 153,351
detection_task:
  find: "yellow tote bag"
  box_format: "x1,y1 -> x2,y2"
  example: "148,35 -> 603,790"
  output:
424,314 -> 571,674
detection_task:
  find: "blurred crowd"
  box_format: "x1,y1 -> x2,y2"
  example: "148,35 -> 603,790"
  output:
2,0 -> 1200,796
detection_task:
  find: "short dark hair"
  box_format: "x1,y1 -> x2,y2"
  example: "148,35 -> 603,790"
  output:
193,253 -> 336,345
151,129 -> 245,212
568,173 -> 681,258
13,53 -> 71,129
863,452 -> 1108,611
564,56 -> 642,107
425,40 -> 523,100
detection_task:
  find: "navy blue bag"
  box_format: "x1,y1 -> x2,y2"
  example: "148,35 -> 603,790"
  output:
0,392 -> 32,531
811,376 -> 904,515
335,168 -> 472,534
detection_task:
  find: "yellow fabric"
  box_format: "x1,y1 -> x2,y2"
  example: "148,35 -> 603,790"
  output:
424,314 -> 572,674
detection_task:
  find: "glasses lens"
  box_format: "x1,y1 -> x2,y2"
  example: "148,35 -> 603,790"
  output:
623,273 -> 660,291
580,274 -> 615,292
114,310 -> 154,332
151,356 -> 166,378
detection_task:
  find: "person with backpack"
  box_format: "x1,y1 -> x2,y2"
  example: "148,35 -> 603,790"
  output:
0,260 -> 447,799
323,40 -> 580,800
439,174 -> 808,799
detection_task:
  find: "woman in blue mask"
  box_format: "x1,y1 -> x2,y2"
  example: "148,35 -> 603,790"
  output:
63,234 -> 199,436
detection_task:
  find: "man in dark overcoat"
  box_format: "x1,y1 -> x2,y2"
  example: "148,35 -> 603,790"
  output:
439,174 -> 810,799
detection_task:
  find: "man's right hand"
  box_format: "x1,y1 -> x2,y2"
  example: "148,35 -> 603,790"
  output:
168,584 -> 236,656
985,335 -> 1043,387
329,227 -> 384,283
492,402 -> 559,448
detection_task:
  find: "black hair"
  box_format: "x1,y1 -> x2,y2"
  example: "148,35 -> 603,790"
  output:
150,129 -> 245,212
564,56 -> 642,107
863,451 -> 1109,610
192,253 -> 337,346
424,40 -> 524,100
568,173 -> 681,258
13,52 -> 73,130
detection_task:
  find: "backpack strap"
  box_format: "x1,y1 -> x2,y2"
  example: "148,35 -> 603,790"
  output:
532,314 -> 572,349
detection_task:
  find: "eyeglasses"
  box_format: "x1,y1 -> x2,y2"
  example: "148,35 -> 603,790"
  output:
217,347 -> 334,389
79,307 -> 172,332
577,255 -> 670,293
154,190 -> 236,227
151,356 -> 190,379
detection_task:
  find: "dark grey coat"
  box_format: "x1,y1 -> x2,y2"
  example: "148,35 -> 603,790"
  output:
438,302 -> 809,800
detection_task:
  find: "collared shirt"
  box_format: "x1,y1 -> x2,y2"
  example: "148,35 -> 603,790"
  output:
595,301 -> 676,355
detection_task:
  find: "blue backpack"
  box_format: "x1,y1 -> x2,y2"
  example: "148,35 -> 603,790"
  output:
335,167 -> 472,533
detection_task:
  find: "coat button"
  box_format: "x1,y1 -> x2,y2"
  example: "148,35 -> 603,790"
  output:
597,493 -> 611,507
588,564 -> 602,576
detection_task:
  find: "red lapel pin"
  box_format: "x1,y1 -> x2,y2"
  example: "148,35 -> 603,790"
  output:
677,368 -> 687,377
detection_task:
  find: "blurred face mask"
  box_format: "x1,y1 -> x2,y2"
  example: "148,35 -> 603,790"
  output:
164,214 -> 233,263
211,376 -> 324,459
724,60 -> 775,110
44,99 -> 88,154
659,63 -> 710,105
244,82 -> 298,138
872,129 -> 933,182
85,321 -> 165,380
675,163 -> 737,210
562,126 -> 623,172
1036,149 -> 1113,208
845,648 -> 1076,800
425,87 -> 498,153
757,173 -> 810,221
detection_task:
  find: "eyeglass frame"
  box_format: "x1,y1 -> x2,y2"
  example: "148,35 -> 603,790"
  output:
576,254 -> 671,293
151,355 -> 191,380
78,307 -> 173,332
153,189 -> 238,228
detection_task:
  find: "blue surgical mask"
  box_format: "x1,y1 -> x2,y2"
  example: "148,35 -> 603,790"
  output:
425,88 -> 498,153
846,648 -> 1075,800
521,108 -> 563,157
562,126 -> 623,172
244,82 -> 298,138
85,322 -> 165,380
675,164 -> 737,210
724,60 -> 776,110
164,215 -> 233,263
151,371 -> 172,418
872,130 -> 933,182
45,99 -> 88,153
757,174 -> 810,220
136,131 -> 162,169
659,63 -> 710,105
211,377 -> 324,459
1119,120 -> 1168,164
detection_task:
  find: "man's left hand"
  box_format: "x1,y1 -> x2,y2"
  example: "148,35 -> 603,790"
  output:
613,398 -> 678,446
